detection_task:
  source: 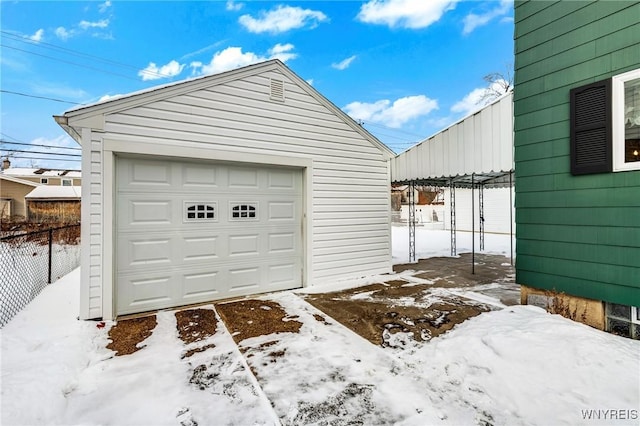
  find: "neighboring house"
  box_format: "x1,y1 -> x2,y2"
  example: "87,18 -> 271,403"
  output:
25,185 -> 81,222
55,59 -> 395,320
514,1 -> 640,337
0,174 -> 40,218
1,161 -> 82,187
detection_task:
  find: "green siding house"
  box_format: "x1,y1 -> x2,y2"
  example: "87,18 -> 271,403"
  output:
514,1 -> 640,338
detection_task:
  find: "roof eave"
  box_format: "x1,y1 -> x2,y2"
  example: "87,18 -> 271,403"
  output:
53,115 -> 82,144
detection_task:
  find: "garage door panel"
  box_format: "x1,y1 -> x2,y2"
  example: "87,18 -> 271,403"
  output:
228,234 -> 260,257
268,201 -> 296,221
228,167 -> 259,188
228,266 -> 261,292
129,199 -> 173,225
182,270 -> 222,300
125,274 -> 173,308
182,163 -> 219,187
268,232 -> 296,254
182,235 -> 219,262
116,157 -> 303,316
268,169 -> 296,189
268,263 -> 297,286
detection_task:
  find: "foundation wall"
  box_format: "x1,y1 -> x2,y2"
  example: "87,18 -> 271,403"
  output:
521,286 -> 606,330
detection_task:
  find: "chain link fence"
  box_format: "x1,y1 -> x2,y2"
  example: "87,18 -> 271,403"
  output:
0,224 -> 81,327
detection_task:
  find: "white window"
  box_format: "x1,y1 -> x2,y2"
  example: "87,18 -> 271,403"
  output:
183,202 -> 217,222
229,203 -> 258,220
612,68 -> 640,172
40,178 -> 48,184
61,179 -> 72,186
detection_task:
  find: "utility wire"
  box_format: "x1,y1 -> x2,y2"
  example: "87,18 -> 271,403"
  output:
1,149 -> 81,157
5,155 -> 80,162
0,140 -> 81,150
1,44 -> 140,81
0,89 -> 83,105
1,30 -> 178,80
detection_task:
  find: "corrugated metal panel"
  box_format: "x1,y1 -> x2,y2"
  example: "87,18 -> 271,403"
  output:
392,92 -> 514,182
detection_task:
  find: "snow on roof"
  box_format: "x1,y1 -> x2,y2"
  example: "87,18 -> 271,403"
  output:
2,168 -> 81,178
25,185 -> 81,199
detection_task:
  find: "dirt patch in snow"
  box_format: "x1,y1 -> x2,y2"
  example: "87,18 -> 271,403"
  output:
106,315 -> 157,356
175,308 -> 217,345
305,285 -> 490,347
215,299 -> 302,343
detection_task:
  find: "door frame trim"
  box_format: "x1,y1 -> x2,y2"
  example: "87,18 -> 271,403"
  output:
104,139 -> 313,320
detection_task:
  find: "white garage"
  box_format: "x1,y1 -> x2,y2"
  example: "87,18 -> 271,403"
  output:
56,59 -> 394,320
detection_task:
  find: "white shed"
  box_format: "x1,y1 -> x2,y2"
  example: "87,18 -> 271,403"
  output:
56,59 -> 394,320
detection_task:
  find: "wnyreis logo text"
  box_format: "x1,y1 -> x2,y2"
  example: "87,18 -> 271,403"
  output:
581,409 -> 638,421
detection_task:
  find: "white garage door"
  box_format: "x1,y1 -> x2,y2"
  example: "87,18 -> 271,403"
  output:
116,156 -> 303,315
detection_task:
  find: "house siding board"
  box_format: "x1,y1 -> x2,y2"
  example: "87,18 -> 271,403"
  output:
515,0 -> 640,306
76,63 -> 389,318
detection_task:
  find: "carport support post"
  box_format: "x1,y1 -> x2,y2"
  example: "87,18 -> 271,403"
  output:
449,181 -> 456,256
479,184 -> 485,251
408,180 -> 416,263
471,173 -> 475,275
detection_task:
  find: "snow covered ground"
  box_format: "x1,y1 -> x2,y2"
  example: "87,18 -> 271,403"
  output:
1,228 -> 638,425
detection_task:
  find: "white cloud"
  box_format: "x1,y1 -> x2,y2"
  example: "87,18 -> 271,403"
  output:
332,55 -> 357,71
54,27 -> 73,40
192,44 -> 297,76
268,43 -> 297,62
450,80 -> 509,116
357,0 -> 458,29
98,0 -> 112,13
306,79 -> 314,86
137,60 -> 186,81
239,5 -> 328,34
344,95 -> 438,128
450,88 -> 486,115
79,19 -> 110,30
462,0 -> 512,35
29,29 -> 44,42
226,0 -> 244,11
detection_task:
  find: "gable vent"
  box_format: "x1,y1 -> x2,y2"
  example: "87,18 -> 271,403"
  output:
570,78 -> 612,175
270,79 -> 285,102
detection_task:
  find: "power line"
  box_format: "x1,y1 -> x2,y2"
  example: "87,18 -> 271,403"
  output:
0,140 -> 81,150
1,149 -> 81,157
4,155 -> 81,162
0,89 -> 83,105
1,44 -> 140,81
1,30 -> 179,80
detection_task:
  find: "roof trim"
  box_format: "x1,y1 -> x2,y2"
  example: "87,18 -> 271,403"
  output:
0,174 -> 41,187
58,59 -> 395,159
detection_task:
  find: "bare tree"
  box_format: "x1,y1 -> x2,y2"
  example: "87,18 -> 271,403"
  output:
479,64 -> 513,104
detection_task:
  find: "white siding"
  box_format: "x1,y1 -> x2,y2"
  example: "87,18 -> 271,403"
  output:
391,92 -> 514,182
68,63 -> 391,318
443,187 -> 515,234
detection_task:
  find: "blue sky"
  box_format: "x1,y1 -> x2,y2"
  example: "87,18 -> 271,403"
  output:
1,0 -> 514,169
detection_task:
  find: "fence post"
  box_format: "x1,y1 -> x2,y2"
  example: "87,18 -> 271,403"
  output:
48,228 -> 53,284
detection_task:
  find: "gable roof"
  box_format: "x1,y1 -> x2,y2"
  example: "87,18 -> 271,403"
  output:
55,59 -> 395,159
0,174 -> 41,187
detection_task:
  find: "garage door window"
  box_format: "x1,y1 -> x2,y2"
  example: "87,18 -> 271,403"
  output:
184,202 -> 217,222
230,203 -> 257,220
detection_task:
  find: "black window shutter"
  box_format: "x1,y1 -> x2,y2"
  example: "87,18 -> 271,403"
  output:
570,79 -> 612,175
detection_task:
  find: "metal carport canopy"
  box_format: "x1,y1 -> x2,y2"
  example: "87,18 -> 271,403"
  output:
389,91 -> 515,269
